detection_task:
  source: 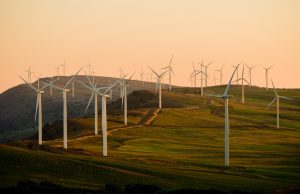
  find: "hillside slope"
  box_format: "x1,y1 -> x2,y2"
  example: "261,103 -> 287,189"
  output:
0,85 -> 300,193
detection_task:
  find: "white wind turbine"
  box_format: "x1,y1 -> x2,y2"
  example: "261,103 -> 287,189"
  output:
213,72 -> 218,86
210,64 -> 239,166
148,66 -> 168,109
25,66 -> 34,83
60,60 -> 66,76
117,66 -> 124,97
79,79 -> 118,157
215,65 -> 224,85
191,62 -> 198,87
266,80 -> 293,129
19,76 -> 56,145
198,60 -> 209,96
263,66 -> 274,90
54,65 -> 61,80
119,74 -> 134,125
202,60 -> 214,87
232,65 -> 250,104
43,68 -> 82,149
140,70 -> 144,85
161,56 -> 174,91
246,65 -> 256,87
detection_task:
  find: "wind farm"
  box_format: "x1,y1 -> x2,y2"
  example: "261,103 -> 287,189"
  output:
0,1 -> 300,194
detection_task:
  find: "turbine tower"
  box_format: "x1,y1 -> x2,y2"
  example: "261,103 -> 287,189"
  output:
210,64 -> 239,166
60,60 -> 66,76
161,56 -> 174,91
43,68 -> 82,149
232,65 -> 250,103
202,60 -> 214,87
19,76 -> 56,145
246,65 -> 256,87
25,66 -> 34,83
148,66 -> 168,109
215,65 -> 224,85
197,59 -> 208,96
263,66 -> 274,90
119,74 -> 134,125
191,62 -> 198,87
54,65 -> 61,80
266,80 -> 293,128
79,79 -> 118,156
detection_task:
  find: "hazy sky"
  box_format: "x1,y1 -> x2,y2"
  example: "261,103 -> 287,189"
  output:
0,0 -> 299,93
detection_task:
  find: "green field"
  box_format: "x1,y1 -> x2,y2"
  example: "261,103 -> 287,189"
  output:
0,85 -> 300,193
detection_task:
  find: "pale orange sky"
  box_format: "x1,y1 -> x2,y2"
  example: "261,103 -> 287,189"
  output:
0,0 -> 299,93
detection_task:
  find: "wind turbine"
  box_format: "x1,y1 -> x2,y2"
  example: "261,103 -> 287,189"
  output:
117,66 -> 124,97
60,60 -> 66,76
79,79 -> 118,157
191,62 -> 198,87
215,65 -> 224,85
43,68 -> 82,149
197,60 -> 209,96
148,66 -> 168,109
161,56 -> 174,91
210,64 -> 239,166
266,80 -> 293,128
263,66 -> 274,90
54,65 -> 61,80
202,60 -> 214,87
119,74 -> 134,125
213,72 -> 218,86
19,76 -> 56,145
25,66 -> 34,83
140,70 -> 144,85
232,65 -> 250,103
246,65 -> 256,87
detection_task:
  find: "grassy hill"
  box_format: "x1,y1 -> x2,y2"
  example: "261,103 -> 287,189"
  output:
0,85 -> 300,193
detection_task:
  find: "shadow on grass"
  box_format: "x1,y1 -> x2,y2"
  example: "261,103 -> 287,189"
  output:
2,180 -> 295,194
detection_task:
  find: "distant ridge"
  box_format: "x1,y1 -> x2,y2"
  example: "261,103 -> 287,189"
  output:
0,75 -> 163,132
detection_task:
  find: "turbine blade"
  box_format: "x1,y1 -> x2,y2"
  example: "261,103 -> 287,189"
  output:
224,64 -> 240,96
271,80 -> 278,96
124,73 -> 134,85
266,97 -> 277,110
85,93 -> 94,113
279,96 -> 293,100
169,55 -> 173,67
78,81 -> 95,92
243,78 -> 250,85
64,67 -> 83,89
40,78 -> 58,90
159,69 -> 168,77
148,66 -> 159,77
85,70 -> 95,89
207,61 -> 214,67
207,94 -> 224,98
40,80 -> 64,91
232,78 -> 241,83
35,94 -> 39,122
103,81 -> 118,95
19,76 -> 38,92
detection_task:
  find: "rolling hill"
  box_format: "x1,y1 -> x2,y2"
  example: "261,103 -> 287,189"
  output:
0,76 -> 162,137
0,84 -> 300,193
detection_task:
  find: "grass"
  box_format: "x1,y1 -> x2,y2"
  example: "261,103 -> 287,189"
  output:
0,85 -> 300,193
